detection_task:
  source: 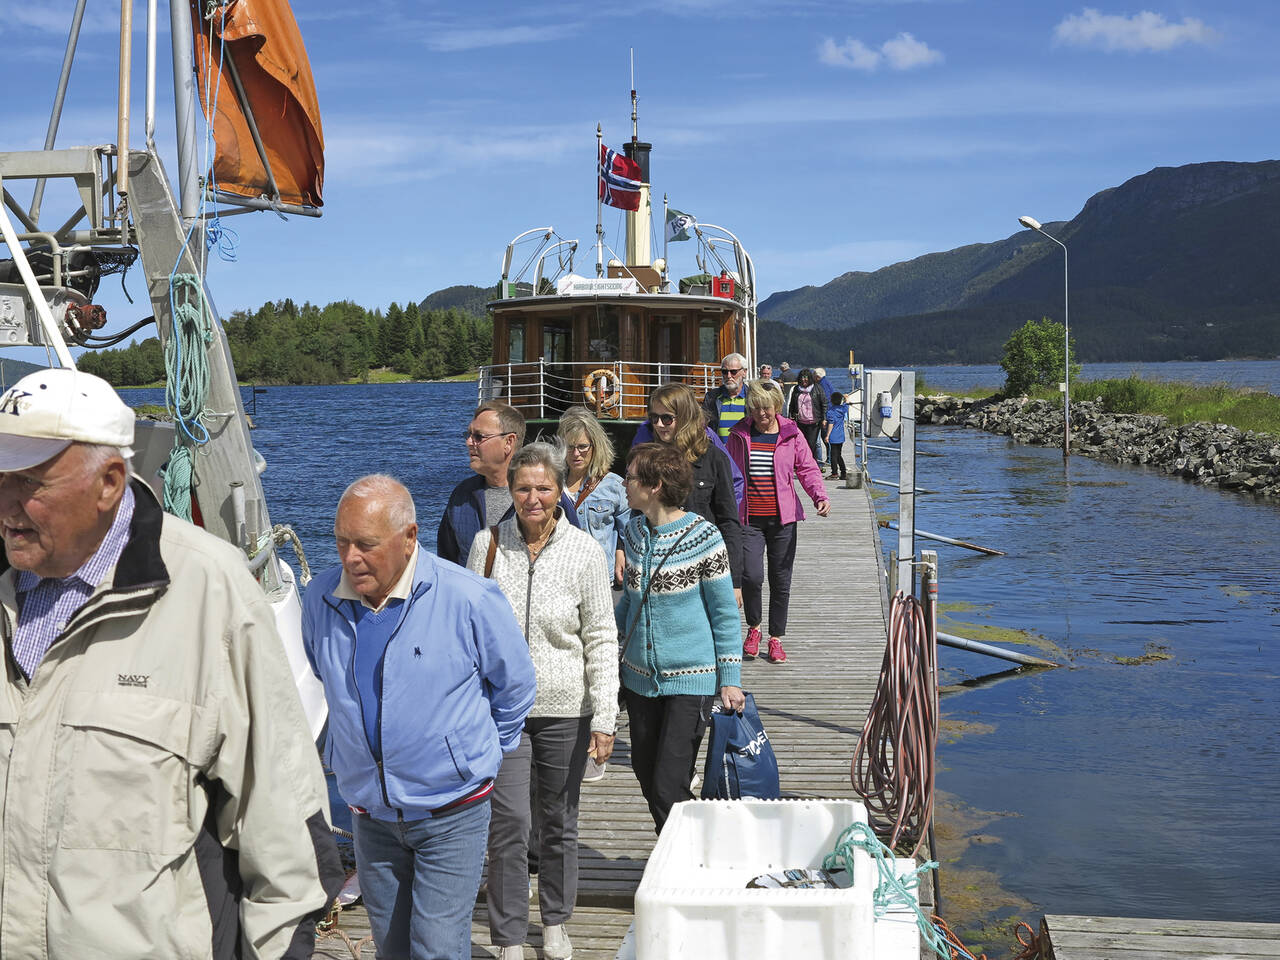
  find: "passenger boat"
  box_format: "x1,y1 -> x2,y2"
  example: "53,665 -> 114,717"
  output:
479,99 -> 759,445
0,0 -> 326,737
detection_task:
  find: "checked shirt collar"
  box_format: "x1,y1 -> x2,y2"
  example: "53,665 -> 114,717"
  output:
12,485 -> 136,678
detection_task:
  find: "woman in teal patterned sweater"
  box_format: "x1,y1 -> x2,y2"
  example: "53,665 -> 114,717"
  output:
616,443 -> 745,832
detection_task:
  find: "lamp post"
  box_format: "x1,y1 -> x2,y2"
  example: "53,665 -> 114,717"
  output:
1018,215 -> 1070,460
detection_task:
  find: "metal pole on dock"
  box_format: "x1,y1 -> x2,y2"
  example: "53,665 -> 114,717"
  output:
937,631 -> 1057,668
920,550 -> 943,916
878,520 -> 1006,556
868,477 -> 938,495
896,371 -> 916,597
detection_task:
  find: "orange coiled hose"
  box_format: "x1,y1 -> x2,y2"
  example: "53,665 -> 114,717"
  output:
851,589 -> 938,858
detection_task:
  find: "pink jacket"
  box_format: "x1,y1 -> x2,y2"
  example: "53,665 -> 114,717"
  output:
726,415 -> 829,526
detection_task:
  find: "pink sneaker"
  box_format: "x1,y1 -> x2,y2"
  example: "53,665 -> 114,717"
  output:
743,626 -> 761,658
766,636 -> 787,663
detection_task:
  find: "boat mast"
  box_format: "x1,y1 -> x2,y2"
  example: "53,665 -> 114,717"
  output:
169,0 -> 204,231
595,124 -> 604,277
623,53 -> 652,268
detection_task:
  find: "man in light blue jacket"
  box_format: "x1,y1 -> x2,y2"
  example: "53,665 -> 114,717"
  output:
304,475 -> 536,960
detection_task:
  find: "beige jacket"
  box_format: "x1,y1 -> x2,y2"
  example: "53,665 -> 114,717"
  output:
0,482 -> 341,959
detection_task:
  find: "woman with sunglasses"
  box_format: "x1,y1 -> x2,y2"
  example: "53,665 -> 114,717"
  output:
646,383 -> 743,602
617,442 -> 744,832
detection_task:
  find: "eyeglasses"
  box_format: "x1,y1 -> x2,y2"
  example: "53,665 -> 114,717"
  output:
623,473 -> 641,484
568,443 -> 592,454
720,367 -> 743,376
463,430 -> 511,445
648,412 -> 676,426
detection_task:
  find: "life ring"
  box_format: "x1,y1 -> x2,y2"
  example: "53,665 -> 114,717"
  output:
583,368 -> 620,411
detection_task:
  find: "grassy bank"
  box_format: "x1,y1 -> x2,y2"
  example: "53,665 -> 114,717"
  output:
920,374 -> 1280,436
1037,376 -> 1280,435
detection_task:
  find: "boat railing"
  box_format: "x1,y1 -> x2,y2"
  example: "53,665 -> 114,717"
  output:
478,359 -> 721,422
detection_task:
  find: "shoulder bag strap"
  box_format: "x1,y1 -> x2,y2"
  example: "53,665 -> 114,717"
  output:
574,475 -> 601,510
622,520 -> 698,646
483,525 -> 500,578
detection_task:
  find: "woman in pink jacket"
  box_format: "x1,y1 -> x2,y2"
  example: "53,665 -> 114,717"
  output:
725,380 -> 831,663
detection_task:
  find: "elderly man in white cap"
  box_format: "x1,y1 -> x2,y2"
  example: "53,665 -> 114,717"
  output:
0,367 -> 341,960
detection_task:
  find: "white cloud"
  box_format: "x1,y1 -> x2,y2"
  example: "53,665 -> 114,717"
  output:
819,32 -> 943,71
425,23 -> 577,52
881,32 -> 944,70
1053,8 -> 1219,52
819,37 -> 881,71
1,4 -> 122,35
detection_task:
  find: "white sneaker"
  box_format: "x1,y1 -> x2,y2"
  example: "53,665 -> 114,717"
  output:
543,924 -> 573,960
497,946 -> 524,960
582,756 -> 606,782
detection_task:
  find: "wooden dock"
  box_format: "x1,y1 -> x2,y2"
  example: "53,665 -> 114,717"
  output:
1040,915 -> 1280,960
315,478 -> 894,960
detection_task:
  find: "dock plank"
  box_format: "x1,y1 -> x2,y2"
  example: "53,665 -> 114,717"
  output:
318,481 -> 897,959
1042,915 -> 1280,960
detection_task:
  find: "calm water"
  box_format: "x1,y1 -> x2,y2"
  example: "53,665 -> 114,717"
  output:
127,377 -> 1280,925
869,426 -> 1280,925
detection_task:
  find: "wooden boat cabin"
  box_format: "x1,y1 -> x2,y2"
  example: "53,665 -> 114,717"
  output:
481,269 -> 754,427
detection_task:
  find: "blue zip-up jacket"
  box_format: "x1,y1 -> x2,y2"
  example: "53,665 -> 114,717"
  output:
303,546 -> 536,820
437,473 -> 581,565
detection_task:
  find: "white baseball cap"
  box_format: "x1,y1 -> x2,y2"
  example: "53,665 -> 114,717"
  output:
0,368 -> 135,472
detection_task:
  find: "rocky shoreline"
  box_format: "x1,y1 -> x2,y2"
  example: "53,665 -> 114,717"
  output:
916,395 -> 1280,499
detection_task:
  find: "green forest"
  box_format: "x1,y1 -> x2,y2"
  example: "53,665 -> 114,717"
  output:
77,298 -> 493,386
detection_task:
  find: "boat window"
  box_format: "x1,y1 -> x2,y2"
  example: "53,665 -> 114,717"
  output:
543,322 -> 572,364
699,320 -> 718,363
508,320 -> 526,363
588,307 -> 619,361
650,316 -> 686,377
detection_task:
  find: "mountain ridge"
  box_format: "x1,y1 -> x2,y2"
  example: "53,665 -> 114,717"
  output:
756,160 -> 1280,361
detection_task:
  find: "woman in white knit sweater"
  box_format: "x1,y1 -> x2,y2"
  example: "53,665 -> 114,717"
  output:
466,441 -> 618,960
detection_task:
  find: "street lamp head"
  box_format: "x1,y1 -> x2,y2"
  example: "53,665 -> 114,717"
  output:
1018,215 -> 1042,231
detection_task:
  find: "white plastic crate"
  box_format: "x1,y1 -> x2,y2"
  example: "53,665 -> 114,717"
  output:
631,799 -> 919,960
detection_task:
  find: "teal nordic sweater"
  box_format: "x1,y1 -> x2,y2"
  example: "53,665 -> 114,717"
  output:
616,511 -> 742,697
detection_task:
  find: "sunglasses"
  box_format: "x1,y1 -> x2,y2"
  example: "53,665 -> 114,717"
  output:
721,367 -> 743,376
648,412 -> 676,426
463,430 -> 511,445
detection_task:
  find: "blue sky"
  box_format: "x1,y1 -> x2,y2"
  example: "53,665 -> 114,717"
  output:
3,0 -> 1278,333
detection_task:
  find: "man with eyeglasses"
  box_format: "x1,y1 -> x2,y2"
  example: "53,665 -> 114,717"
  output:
701,352 -> 750,440
437,402 -> 580,565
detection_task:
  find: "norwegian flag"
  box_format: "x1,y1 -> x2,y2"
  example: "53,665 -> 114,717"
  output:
598,143 -> 643,211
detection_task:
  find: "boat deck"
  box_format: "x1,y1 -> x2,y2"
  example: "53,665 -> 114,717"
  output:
315,478 -> 897,960
1040,915 -> 1280,960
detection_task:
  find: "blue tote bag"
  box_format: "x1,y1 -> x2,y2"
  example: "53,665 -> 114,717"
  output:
700,692 -> 781,800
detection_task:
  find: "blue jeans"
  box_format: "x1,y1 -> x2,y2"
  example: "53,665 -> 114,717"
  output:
353,800 -> 491,960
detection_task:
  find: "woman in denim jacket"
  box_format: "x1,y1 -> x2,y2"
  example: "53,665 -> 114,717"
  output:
558,406 -> 630,586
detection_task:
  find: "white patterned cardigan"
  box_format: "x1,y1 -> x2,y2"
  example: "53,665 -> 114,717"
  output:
615,511 -> 742,697
466,513 -> 619,733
